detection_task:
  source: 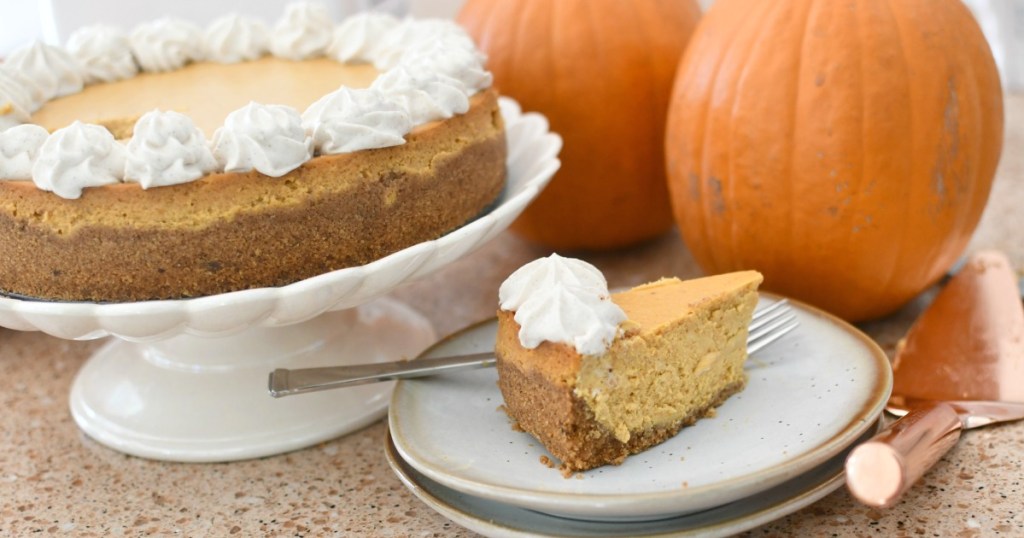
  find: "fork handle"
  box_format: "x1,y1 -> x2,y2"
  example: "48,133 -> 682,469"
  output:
844,402 -> 963,508
268,352 -> 496,397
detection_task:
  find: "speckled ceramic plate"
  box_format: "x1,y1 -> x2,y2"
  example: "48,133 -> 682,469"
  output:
388,295 -> 892,522
385,424 -> 878,538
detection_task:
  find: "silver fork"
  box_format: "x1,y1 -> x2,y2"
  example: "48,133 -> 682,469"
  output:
268,299 -> 799,398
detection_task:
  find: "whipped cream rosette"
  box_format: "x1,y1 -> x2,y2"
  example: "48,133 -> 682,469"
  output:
270,1 -> 334,60
66,25 -> 139,84
0,124 -> 50,180
371,65 -> 470,124
130,18 -> 205,73
124,110 -> 218,188
499,254 -> 627,356
5,42 -> 85,103
326,12 -> 399,63
203,14 -> 271,64
31,122 -> 126,199
303,87 -> 412,154
212,102 -> 313,177
0,69 -> 36,129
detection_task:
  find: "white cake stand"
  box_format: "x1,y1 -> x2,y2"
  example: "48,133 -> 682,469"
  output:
0,99 -> 560,462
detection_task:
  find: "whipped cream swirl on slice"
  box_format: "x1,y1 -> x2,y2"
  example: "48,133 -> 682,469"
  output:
0,69 -> 35,126
270,1 -> 334,60
0,124 -> 49,179
204,14 -> 270,64
514,283 -> 627,356
372,65 -> 469,124
5,41 -> 85,102
125,110 -> 217,188
499,254 -> 610,311
32,122 -> 127,199
66,25 -> 139,84
303,87 -> 412,154
212,102 -> 312,177
326,12 -> 399,64
130,18 -> 204,72
500,254 -> 626,356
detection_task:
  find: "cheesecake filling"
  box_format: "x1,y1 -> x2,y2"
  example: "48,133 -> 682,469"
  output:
575,286 -> 758,443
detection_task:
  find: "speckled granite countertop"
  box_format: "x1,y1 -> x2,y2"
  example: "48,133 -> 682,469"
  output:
1,96 -> 1022,537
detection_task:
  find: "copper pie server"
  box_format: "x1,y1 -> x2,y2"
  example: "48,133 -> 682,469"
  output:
844,250 -> 1024,508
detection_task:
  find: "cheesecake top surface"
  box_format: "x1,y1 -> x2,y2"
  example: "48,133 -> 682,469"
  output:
497,253 -> 764,358
0,2 -> 493,199
613,271 -> 764,332
31,58 -> 378,137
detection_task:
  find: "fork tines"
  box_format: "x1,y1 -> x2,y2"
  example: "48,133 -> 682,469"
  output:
747,299 -> 799,355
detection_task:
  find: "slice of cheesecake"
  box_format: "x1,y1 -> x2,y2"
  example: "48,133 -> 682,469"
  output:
495,255 -> 762,474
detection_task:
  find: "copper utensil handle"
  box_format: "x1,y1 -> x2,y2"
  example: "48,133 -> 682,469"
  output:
845,402 -> 963,508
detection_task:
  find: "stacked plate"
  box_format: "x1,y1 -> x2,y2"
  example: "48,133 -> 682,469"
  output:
386,296 -> 892,537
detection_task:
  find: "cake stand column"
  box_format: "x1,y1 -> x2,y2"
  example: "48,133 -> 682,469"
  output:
69,298 -> 436,462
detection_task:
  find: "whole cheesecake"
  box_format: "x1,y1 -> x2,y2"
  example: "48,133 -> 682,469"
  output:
495,255 -> 762,474
0,4 -> 506,302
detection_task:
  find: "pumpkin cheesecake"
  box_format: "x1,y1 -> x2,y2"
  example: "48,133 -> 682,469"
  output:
495,255 -> 762,474
0,4 -> 505,302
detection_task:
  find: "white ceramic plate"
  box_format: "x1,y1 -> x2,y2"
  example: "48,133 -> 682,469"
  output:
389,296 -> 892,521
385,424 -> 878,538
0,97 -> 561,342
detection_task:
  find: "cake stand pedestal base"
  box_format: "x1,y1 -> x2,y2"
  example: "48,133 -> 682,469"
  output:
69,297 -> 436,462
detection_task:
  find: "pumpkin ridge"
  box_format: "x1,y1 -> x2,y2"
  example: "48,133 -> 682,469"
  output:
941,1 -> 977,279
850,0 -> 869,300
515,1 -> 540,99
946,0 -> 997,271
701,0 -> 774,273
778,0 -> 818,288
691,6 -> 729,273
878,0 -> 914,300
549,0 -> 566,105
730,0 -> 798,274
686,15 -> 727,274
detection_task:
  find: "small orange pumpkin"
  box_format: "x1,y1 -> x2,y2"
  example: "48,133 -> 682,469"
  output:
458,0 -> 702,250
665,0 -> 1003,321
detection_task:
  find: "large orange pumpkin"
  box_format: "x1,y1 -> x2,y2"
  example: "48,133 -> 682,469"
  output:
458,0 -> 702,250
666,0 -> 1003,321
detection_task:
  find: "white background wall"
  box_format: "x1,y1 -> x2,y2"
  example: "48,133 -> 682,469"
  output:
0,0 -> 468,56
1,1 -> 45,56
